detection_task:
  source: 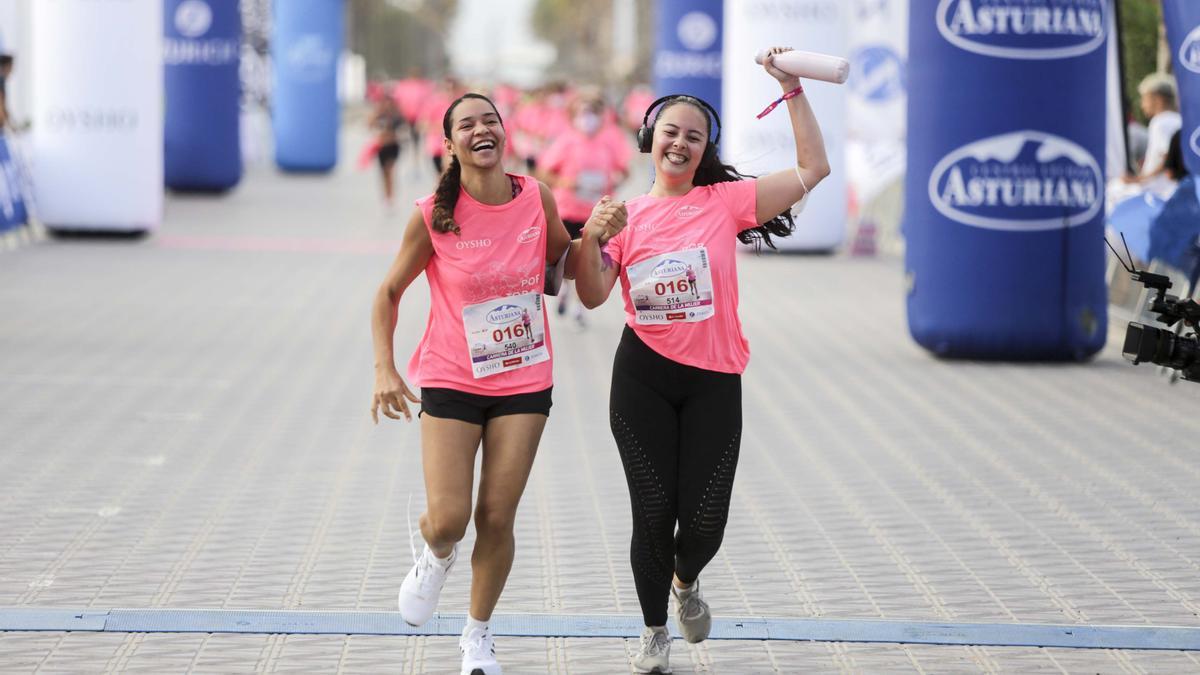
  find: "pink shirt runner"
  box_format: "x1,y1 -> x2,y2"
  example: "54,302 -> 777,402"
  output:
407,174 -> 554,395
604,180 -> 759,374
538,128 -> 628,223
420,91 -> 452,158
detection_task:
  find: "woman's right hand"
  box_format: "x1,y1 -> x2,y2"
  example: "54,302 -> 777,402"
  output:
584,196 -> 627,244
372,367 -> 421,423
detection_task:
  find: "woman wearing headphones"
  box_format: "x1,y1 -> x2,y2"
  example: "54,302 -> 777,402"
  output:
574,48 -> 830,673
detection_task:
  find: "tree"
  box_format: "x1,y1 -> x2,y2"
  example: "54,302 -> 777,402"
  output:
347,0 -> 454,79
1119,0 -> 1163,124
532,0 -> 654,85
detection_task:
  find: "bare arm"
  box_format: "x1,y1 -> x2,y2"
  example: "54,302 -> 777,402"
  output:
574,197 -> 626,309
371,208 -> 434,423
539,181 -> 576,280
754,47 -> 832,226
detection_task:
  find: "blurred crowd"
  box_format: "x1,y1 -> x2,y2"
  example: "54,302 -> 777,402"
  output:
362,74 -> 655,189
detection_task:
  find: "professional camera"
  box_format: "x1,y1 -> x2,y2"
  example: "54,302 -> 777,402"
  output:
1108,237 -> 1200,382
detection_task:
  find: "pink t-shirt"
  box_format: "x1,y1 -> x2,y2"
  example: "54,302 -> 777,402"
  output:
604,180 -> 759,374
538,128 -> 628,223
407,174 -> 554,395
599,121 -> 633,170
420,91 -> 452,158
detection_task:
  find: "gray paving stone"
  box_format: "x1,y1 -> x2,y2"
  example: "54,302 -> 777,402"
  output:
2,124 -> 1200,672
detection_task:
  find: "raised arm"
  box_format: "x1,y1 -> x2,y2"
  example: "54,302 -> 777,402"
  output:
371,208 -> 434,423
754,46 -> 832,226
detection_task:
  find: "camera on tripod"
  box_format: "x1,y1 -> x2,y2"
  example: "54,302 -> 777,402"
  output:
1108,236 -> 1200,382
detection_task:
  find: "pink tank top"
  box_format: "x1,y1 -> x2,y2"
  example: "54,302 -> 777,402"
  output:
407,174 -> 554,396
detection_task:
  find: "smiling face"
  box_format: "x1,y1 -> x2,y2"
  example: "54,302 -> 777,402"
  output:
651,101 -> 710,182
444,96 -> 505,170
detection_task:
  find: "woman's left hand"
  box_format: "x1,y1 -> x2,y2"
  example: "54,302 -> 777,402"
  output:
762,46 -> 800,86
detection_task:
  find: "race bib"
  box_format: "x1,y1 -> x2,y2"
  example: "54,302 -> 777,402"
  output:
574,170 -> 606,204
626,247 -> 715,324
461,292 -> 550,378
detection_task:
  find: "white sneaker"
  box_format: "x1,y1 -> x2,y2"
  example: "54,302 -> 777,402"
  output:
672,580 -> 711,643
460,625 -> 502,675
397,544 -> 456,626
632,626 -> 671,674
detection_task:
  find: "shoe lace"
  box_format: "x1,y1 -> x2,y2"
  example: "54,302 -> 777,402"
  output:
406,494 -> 442,592
461,629 -> 494,658
641,630 -> 669,657
679,590 -> 708,620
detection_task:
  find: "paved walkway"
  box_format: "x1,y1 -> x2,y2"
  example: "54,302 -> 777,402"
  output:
2,128 -> 1200,673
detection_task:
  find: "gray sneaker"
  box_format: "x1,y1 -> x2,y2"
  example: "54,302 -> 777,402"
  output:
632,626 -> 671,674
671,580 -> 711,643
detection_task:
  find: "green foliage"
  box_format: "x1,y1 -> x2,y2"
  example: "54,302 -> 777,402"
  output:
1119,0 -> 1162,124
347,0 -> 450,79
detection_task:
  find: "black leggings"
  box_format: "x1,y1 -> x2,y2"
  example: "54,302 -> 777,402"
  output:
609,326 -> 742,626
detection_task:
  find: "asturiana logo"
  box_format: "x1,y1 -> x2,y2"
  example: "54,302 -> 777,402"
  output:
651,259 -> 687,279
928,130 -> 1102,231
517,226 -> 540,244
486,304 -> 525,325
849,45 -> 905,103
1179,25 -> 1200,74
936,0 -> 1105,60
286,35 -> 335,81
175,0 -> 213,38
677,11 -> 717,52
675,205 -> 703,219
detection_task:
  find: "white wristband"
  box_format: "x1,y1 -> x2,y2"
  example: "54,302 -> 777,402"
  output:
795,165 -> 809,196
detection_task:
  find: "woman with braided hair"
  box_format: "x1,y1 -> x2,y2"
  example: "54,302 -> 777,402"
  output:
370,92 -> 625,675
575,48 -> 830,673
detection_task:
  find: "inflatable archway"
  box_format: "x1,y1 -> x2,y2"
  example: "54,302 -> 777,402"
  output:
32,0 -> 162,231
165,0 -> 242,191
904,0 -> 1108,359
272,0 -> 343,172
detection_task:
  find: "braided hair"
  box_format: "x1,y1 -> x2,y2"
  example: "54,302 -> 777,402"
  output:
430,93 -> 504,235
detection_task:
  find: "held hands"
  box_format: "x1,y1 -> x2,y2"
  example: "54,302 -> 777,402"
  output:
762,46 -> 801,87
372,367 -> 421,423
584,196 -> 627,245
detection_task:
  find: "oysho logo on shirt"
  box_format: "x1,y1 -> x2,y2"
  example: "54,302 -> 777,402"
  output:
936,0 -> 1106,60
650,259 -> 688,279
517,226 -> 540,244
675,205 -> 703,219
486,304 -> 525,325
1179,25 -> 1200,74
928,130 -> 1102,231
456,238 -> 492,250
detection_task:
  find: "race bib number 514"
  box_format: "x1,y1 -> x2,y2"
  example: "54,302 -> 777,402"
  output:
625,247 -> 715,325
461,292 -> 550,378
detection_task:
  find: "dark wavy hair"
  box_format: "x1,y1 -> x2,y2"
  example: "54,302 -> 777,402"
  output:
653,97 -> 796,250
431,93 -> 504,235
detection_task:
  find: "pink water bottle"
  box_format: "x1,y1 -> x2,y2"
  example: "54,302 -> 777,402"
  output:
754,49 -> 850,84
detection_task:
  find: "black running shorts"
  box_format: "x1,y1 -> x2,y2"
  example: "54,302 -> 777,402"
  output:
419,386 -> 553,425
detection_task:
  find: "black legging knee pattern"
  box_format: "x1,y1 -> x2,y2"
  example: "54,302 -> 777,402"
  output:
609,326 -> 742,627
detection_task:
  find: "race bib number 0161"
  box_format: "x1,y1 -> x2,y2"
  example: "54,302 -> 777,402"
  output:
626,247 -> 715,325
461,292 -> 550,379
